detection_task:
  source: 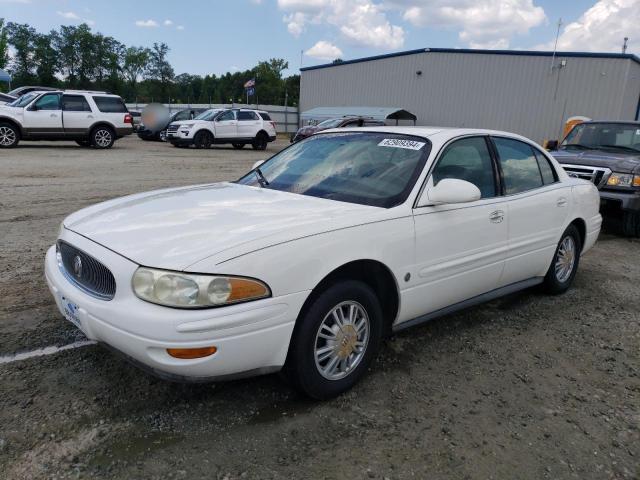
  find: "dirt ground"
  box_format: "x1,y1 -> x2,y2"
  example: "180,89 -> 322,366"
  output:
0,135 -> 638,480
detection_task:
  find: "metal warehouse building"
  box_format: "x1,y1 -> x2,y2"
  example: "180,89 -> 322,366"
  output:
299,48 -> 640,143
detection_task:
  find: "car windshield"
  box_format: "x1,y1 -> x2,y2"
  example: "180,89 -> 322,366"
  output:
7,91 -> 39,108
316,118 -> 347,129
562,123 -> 640,152
194,109 -> 220,121
237,132 -> 431,208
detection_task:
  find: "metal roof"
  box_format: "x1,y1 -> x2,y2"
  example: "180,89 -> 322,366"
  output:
300,106 -> 417,121
300,47 -> 640,72
0,69 -> 11,82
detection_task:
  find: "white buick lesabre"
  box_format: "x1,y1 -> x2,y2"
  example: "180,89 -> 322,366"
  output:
45,127 -> 601,399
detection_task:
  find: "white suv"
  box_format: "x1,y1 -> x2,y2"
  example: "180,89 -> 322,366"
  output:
166,108 -> 277,150
0,90 -> 133,149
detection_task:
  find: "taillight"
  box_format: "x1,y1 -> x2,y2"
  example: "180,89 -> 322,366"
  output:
270,121 -> 276,130
124,114 -> 133,124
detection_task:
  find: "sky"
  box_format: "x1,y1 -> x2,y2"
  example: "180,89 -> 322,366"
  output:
1,0 -> 638,77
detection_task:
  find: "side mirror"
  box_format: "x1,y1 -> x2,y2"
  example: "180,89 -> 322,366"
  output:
252,160 -> 265,170
544,139 -> 559,151
423,178 -> 481,205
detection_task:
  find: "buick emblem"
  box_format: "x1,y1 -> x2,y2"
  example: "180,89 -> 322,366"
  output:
72,255 -> 83,278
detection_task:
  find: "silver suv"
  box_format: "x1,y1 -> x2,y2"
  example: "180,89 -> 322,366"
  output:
0,90 -> 133,148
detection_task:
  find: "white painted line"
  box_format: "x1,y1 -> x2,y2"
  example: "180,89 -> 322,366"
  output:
0,340 -> 97,365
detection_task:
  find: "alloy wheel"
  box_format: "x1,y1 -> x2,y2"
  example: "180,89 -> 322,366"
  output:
0,126 -> 17,146
555,235 -> 576,283
314,301 -> 370,380
94,129 -> 112,148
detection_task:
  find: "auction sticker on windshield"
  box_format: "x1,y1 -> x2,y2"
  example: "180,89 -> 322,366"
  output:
378,138 -> 426,150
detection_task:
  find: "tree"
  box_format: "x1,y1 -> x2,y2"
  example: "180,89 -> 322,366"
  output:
146,42 -> 174,101
33,30 -> 60,86
123,46 -> 150,87
6,22 -> 38,84
0,19 -> 8,70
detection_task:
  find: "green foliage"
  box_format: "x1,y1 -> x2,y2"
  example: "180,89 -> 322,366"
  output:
1,20 -> 299,106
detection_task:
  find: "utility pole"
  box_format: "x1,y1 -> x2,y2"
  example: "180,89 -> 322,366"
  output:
623,37 -> 629,53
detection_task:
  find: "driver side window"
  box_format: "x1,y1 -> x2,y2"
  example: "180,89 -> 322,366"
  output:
33,93 -> 61,111
432,137 -> 497,199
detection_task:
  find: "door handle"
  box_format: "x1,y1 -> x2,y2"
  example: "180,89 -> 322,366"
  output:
87,115 -> 94,119
50,113 -> 58,118
489,210 -> 504,223
557,197 -> 568,207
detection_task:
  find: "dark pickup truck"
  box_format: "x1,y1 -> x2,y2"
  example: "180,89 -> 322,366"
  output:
549,121 -> 640,237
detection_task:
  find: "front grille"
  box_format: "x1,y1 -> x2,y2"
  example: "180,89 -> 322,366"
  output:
560,164 -> 611,190
57,241 -> 116,300
167,124 -> 179,133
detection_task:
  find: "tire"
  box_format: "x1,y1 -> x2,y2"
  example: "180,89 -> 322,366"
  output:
0,122 -> 20,148
194,130 -> 213,149
622,211 -> 640,237
542,224 -> 582,294
284,280 -> 383,400
76,140 -> 90,147
232,143 -> 245,149
252,132 -> 268,151
91,126 -> 115,149
159,130 -> 168,142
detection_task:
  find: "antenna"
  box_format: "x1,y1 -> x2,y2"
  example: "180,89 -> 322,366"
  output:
550,18 -> 563,72
623,37 -> 629,53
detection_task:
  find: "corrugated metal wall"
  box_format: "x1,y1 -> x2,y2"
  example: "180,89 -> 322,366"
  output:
300,51 -> 640,143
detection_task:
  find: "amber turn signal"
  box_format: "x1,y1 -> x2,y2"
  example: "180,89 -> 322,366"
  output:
167,346 -> 217,359
633,175 -> 640,187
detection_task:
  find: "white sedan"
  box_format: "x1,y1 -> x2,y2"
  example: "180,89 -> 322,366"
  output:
45,127 -> 602,399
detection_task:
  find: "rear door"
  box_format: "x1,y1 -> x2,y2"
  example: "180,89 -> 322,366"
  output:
237,110 -> 261,139
23,93 -> 63,137
62,94 -> 93,136
214,110 -> 237,139
491,136 -> 570,285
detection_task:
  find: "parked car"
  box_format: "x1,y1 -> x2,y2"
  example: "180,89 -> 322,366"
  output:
0,90 -> 133,148
549,121 -> 640,237
129,111 -> 142,132
0,92 -> 16,104
8,85 -> 59,97
291,116 -> 385,142
166,108 -> 276,150
137,107 -> 207,141
45,127 -> 601,399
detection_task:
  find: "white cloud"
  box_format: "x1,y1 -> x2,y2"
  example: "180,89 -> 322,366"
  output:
176,25 -> 185,31
305,40 -> 344,59
135,19 -> 159,28
163,19 -> 173,26
278,0 -> 404,50
393,0 -> 545,49
57,11 -> 80,20
550,0 -> 638,54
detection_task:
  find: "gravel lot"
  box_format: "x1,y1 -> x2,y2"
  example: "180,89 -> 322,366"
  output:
1,135 -> 638,479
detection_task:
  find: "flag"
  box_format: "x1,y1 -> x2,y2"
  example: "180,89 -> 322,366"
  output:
244,78 -> 255,89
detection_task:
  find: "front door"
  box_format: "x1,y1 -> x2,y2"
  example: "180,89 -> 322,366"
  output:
214,110 -> 237,140
402,136 -> 508,321
61,94 -> 94,136
23,93 -> 63,136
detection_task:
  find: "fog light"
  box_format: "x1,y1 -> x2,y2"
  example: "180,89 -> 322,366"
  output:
167,346 -> 217,359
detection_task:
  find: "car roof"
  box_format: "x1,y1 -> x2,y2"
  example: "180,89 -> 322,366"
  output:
581,120 -> 640,126
323,125 -> 535,142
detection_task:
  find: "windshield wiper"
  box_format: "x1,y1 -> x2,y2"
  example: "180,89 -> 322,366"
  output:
597,144 -> 640,153
562,143 -> 592,150
254,167 -> 269,187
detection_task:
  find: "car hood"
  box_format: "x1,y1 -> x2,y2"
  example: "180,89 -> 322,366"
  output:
551,148 -> 640,173
63,182 -> 381,271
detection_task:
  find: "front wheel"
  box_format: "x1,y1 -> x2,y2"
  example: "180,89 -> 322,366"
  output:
0,122 -> 20,148
159,130 -> 167,142
251,132 -> 268,151
622,211 -> 640,237
91,126 -> 115,149
542,224 -> 582,294
284,280 -> 383,399
194,130 -> 213,149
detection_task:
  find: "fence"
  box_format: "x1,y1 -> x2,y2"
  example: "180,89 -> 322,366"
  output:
125,103 -> 299,134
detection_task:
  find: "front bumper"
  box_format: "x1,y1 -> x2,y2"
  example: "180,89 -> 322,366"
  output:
44,230 -> 308,381
599,189 -> 640,212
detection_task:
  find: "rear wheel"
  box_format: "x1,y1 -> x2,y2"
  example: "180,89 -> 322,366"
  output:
542,224 -> 582,294
622,211 -> 640,237
252,132 -> 268,151
284,280 -> 383,399
91,126 -> 115,149
194,130 -> 213,149
232,143 -> 245,149
0,122 -> 20,148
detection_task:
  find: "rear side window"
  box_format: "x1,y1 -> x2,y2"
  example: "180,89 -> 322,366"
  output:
533,150 -> 558,185
432,136 -> 497,199
92,96 -> 127,113
493,137 -> 543,194
258,112 -> 271,121
238,111 -> 259,120
62,95 -> 91,112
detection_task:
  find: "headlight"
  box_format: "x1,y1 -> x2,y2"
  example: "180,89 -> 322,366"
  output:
181,123 -> 195,129
132,267 -> 270,308
607,172 -> 637,187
